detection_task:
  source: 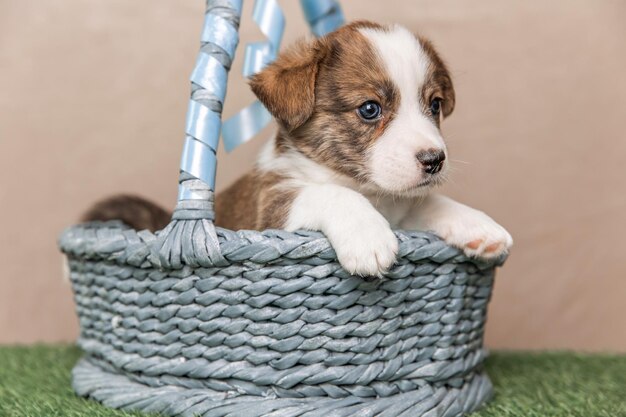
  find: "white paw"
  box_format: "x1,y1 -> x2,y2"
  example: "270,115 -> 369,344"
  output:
330,216 -> 399,277
426,209 -> 513,259
284,183 -> 399,277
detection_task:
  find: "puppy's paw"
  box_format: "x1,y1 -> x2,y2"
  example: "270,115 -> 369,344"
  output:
331,217 -> 399,277
427,210 -> 513,259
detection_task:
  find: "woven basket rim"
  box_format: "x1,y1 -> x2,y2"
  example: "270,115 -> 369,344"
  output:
59,221 -> 506,271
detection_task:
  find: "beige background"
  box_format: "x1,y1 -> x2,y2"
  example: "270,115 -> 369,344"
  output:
1,0 -> 625,351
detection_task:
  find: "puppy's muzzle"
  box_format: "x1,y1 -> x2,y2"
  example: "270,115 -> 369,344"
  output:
416,148 -> 446,175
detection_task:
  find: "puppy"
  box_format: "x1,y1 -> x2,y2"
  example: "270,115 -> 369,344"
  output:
85,21 -> 512,277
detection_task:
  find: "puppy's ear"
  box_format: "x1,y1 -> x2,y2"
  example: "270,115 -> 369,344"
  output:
249,39 -> 327,132
418,36 -> 456,118
436,64 -> 455,118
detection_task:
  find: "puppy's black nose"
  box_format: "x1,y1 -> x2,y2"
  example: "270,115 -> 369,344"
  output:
416,149 -> 446,174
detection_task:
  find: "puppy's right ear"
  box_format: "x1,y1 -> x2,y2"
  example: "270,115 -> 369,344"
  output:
249,39 -> 327,132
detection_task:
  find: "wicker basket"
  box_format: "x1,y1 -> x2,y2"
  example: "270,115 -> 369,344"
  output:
59,1 -> 507,416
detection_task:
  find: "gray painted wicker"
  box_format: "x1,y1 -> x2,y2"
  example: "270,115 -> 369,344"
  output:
60,221 -> 505,416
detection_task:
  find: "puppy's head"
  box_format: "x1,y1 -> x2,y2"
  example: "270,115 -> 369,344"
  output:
250,21 -> 455,195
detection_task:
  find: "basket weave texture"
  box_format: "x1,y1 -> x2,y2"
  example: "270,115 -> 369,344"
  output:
60,221 -> 504,416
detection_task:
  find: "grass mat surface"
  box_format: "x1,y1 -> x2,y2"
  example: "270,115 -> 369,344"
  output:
0,345 -> 624,417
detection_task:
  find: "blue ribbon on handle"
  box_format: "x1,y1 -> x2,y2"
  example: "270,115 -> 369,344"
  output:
300,0 -> 345,37
180,0 -> 243,191
221,0 -> 285,153
156,0 -> 243,269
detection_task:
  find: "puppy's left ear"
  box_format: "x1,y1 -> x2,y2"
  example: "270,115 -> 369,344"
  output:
249,39 -> 327,132
436,65 -> 455,118
419,37 -> 456,118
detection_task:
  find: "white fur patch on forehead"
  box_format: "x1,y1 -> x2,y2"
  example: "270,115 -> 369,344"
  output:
358,25 -> 429,92
360,25 -> 447,193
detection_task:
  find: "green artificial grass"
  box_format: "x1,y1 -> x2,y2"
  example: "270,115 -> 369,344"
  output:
0,345 -> 624,417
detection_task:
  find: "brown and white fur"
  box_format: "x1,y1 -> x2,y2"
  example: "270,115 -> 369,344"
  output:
85,21 -> 512,277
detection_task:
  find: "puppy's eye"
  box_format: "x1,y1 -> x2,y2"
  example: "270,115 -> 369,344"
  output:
357,101 -> 382,121
430,98 -> 442,117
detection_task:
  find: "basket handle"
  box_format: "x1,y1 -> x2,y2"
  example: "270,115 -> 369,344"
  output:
152,0 -> 344,269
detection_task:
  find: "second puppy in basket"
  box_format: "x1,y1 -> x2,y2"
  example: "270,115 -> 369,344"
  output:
86,21 -> 512,277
